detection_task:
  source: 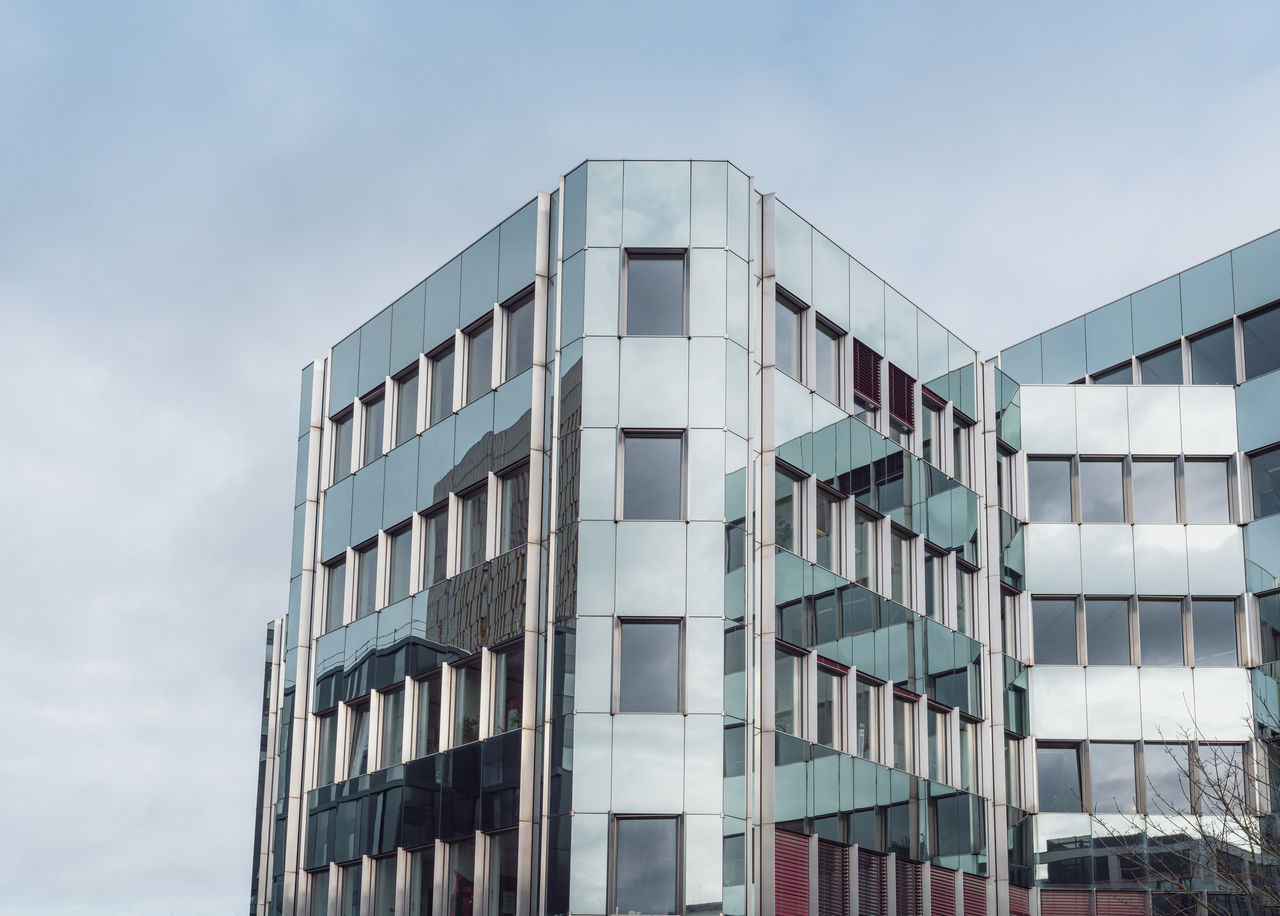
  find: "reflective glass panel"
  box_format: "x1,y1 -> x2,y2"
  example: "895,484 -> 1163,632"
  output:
500,465 -> 529,552
1145,743 -> 1190,814
1033,598 -> 1077,665
854,512 -> 877,589
1198,744 -> 1245,815
1251,446 -> 1280,519
1037,744 -> 1082,812
339,863 -> 361,916
960,718 -> 977,792
775,649 -> 801,735
1243,305 -> 1280,380
890,530 -> 912,607
620,622 -> 679,713
423,506 -> 448,585
492,646 -> 524,732
953,419 -> 972,486
816,489 -> 839,571
347,704 -> 369,777
310,871 -> 330,916
461,487 -> 487,570
892,695 -> 915,771
395,369 -> 419,446
921,405 -> 940,466
1093,362 -> 1133,384
388,527 -> 411,604
317,713 -> 337,785
465,322 -> 493,404
448,839 -> 476,916
1006,736 -> 1023,807
923,551 -> 944,620
1185,460 -> 1230,524
816,668 -> 842,748
626,254 -> 685,336
415,673 -> 441,757
614,818 -> 678,915
373,856 -> 396,916
1139,345 -> 1182,385
1191,599 -> 1237,666
1080,460 -> 1123,523
1260,592 -> 1280,664
623,434 -> 682,520
362,393 -> 384,466
855,679 -> 880,760
928,706 -> 948,782
996,450 -> 1014,513
504,294 -> 534,379
409,848 -> 435,916
356,543 -> 378,618
487,830 -> 519,916
1028,458 -> 1072,523
1139,600 -> 1184,665
1090,743 -> 1137,814
775,469 -> 800,553
453,662 -> 481,745
1190,325 -> 1235,385
1132,460 -> 1177,524
956,566 -> 975,635
775,296 -> 803,381
380,689 -> 403,766
325,560 -> 346,632
815,321 -> 840,403
333,412 -> 353,482
1085,598 -> 1130,665
429,347 -> 454,425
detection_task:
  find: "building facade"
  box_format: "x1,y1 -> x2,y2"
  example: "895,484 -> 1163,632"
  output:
249,159 -> 1280,916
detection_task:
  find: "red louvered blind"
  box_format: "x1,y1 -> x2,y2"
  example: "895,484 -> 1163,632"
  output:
775,830 -> 809,916
853,339 -> 882,405
858,849 -> 886,915
1096,891 -> 1147,915
895,859 -> 922,916
931,866 -> 956,915
888,364 -> 915,428
1009,884 -> 1031,916
1040,889 -> 1090,916
816,840 -> 848,916
961,873 -> 986,916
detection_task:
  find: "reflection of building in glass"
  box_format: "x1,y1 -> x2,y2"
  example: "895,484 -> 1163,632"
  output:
249,159 -> 1280,916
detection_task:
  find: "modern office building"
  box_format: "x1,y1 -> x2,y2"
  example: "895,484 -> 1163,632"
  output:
249,159 -> 1280,916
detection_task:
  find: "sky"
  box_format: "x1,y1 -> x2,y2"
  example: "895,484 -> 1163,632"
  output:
2,2 -> 1278,913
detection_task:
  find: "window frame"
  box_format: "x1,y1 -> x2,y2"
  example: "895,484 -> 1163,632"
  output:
322,555 -> 348,633
359,387 -> 386,468
773,288 -> 806,383
618,429 -> 687,521
773,461 -> 805,556
855,675 -> 883,763
330,407 -> 355,484
621,248 -> 689,337
385,521 -> 414,607
500,286 -> 536,383
457,482 -> 490,572
353,539 -> 379,620
1035,741 -> 1085,813
412,670 -> 442,758
491,640 -> 525,734
615,618 -> 684,715
815,482 -> 843,574
814,314 -> 844,406
345,700 -> 371,779
426,341 -> 456,427
420,501 -> 450,587
608,815 -> 684,916
815,661 -> 847,752
462,316 -> 495,406
497,460 -> 530,555
315,710 -> 338,786
1249,444 -> 1280,522
450,656 -> 483,748
377,686 -> 405,769
392,364 -> 420,448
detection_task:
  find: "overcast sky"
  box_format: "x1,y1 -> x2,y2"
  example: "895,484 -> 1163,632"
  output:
2,2 -> 1278,913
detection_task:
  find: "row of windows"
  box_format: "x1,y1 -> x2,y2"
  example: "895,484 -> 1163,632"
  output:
1031,595 -> 1239,667
1027,455 -> 1232,525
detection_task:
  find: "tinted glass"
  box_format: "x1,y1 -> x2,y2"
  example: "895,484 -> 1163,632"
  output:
623,435 -> 682,520
347,705 -> 369,777
317,713 -> 337,785
815,323 -> 840,403
1251,446 -> 1280,519
373,857 -> 396,916
310,871 -> 330,916
466,323 -> 493,404
1185,460 -> 1230,523
890,531 -> 911,607
381,689 -> 404,765
953,421 -> 971,485
775,470 -> 799,552
339,863 -> 362,916
618,622 -> 679,712
505,296 -> 534,379
396,370 -> 419,446
1139,345 -> 1182,385
892,696 -> 914,770
615,818 -> 678,915
1028,458 -> 1072,523
487,830 -> 519,916
1145,743 -> 1189,814
415,675 -> 440,757
1140,600 -> 1184,665
923,552 -> 943,620
1243,305 -> 1280,380
1190,325 -> 1235,385
501,466 -> 529,552
928,707 -> 947,782
409,849 -> 434,916
362,395 -> 384,466
1090,743 -> 1137,813
816,489 -> 838,570
775,650 -> 800,735
855,680 -> 879,759
333,414 -> 353,481
325,560 -> 346,632
1036,745 -> 1082,812
1192,599 -> 1237,666
492,647 -> 524,732
1033,598 -> 1077,664
461,489 -> 487,569
356,544 -> 378,618
448,839 -> 476,916
854,513 -> 876,589
424,508 -> 448,585
626,255 -> 684,335
1132,460 -> 1177,524
775,297 -> 803,380
453,664 -> 481,745
1093,362 -> 1132,384
1261,592 -> 1280,664
388,528 -> 412,604
921,406 -> 939,466
1085,598 -> 1130,665
817,669 -> 841,747
1080,460 -> 1124,523
429,348 -> 454,425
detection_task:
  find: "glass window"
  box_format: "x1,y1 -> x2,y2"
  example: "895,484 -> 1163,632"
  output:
1085,598 -> 1130,666
423,505 -> 449,586
487,830 -> 519,916
1005,735 -> 1024,807
460,486 -> 488,570
388,526 -> 412,605
453,660 -> 481,746
996,450 -> 1014,513
447,838 -> 476,916
1093,362 -> 1133,384
1036,744 -> 1082,812
855,678 -> 880,761
1033,598 -> 1077,665
409,848 -> 435,916
309,870 -> 330,916
959,718 -> 978,792
1091,743 -> 1137,814
380,689 -> 404,767
504,292 -> 534,380
1080,459 -> 1124,523
921,403 -> 941,466
1132,460 -> 1177,524
332,411 -> 354,482
492,644 -> 524,733
1139,345 -> 1182,385
465,321 -> 493,405
1251,445 -> 1280,519
414,672 -> 441,757
952,419 -> 972,486
889,417 -> 912,448
1028,458 -> 1072,523
347,703 -> 370,778
614,818 -> 679,916
775,295 -> 804,381
890,529 -> 912,607
1197,744 -> 1245,815
373,856 -> 396,916
355,542 -> 378,619
626,253 -> 685,336
892,693 -> 916,772
816,667 -> 843,749
1139,599 -> 1184,666
815,320 -> 841,403
1002,590 -> 1021,656
815,487 -> 840,571
854,511 -> 878,590
499,464 -> 529,553
339,862 -> 362,916
923,549 -> 944,621
774,649 -> 803,736
362,392 -> 385,466
316,712 -> 337,785
955,565 -> 976,636
1185,460 -> 1230,524
1260,591 -> 1280,665
928,706 -> 949,783
1192,599 -> 1237,666
1190,325 -> 1235,385
622,433 -> 683,520
395,368 -> 419,447
1145,743 -> 1190,814
324,559 -> 347,633
429,346 -> 454,425
1243,304 -> 1280,380
620,621 -> 680,713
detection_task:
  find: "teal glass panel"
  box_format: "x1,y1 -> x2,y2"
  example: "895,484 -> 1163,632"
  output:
1190,324 -> 1235,385
1237,372 -> 1280,453
726,253 -> 750,348
1084,297 -> 1133,373
1093,361 -> 1132,384
918,311 -> 948,391
689,248 -> 727,338
1040,316 -> 1086,383
884,287 -> 917,376
561,162 -> 587,258
559,250 -> 585,346
423,256 -> 461,353
1180,252 -> 1233,335
452,393 -> 494,493
849,258 -> 885,354
1243,304 -> 1280,380
1232,229 -> 1280,314
460,227 -> 499,327
299,363 -> 314,437
773,201 -> 811,303
497,199 -> 537,303
727,165 -> 750,260
295,434 -> 309,508
350,459 -> 385,546
586,160 -> 623,248
330,330 -> 361,414
582,247 -> 620,337
690,160 -> 727,248
417,415 -> 455,509
812,232 -> 850,331
382,438 -> 418,528
321,476 -> 353,561
622,160 -> 690,248
1131,278 -> 1183,356
1245,516 -> 1280,592
290,503 -> 305,578
999,337 -> 1043,385
358,307 -> 392,396
390,281 -> 426,373
1140,345 -> 1182,384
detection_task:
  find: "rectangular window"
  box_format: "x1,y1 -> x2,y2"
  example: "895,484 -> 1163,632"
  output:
355,542 -> 378,619
492,644 -> 524,733
1251,445 -> 1280,520
1132,459 -> 1177,523
1002,590 -> 1021,656
619,620 -> 680,713
625,252 -> 685,336
855,678 -> 880,761
1197,744 -> 1245,815
775,649 -> 803,736
499,464 -> 529,553
423,505 -> 449,586
1190,325 -> 1236,385
1261,592 -> 1280,665
309,870 -> 330,916
928,705 -> 949,783
1192,599 -> 1237,666
959,718 -> 978,792
465,320 -> 493,405
387,525 -> 412,605
339,862 -> 362,916
362,391 -> 385,466
613,817 -> 679,916
1091,743 -> 1137,814
395,368 -> 419,447
774,468 -> 802,553
487,830 -> 519,916
923,549 -> 945,621
1185,459 -> 1230,523
816,666 -> 843,749
815,320 -> 841,403
503,291 -> 534,380
890,530 -> 912,607
1139,344 -> 1183,385
447,839 -> 476,916
1085,598 -> 1130,665
1033,598 -> 1077,665
955,564 -> 976,636
1027,458 -> 1072,523
316,712 -> 337,785
429,346 -> 454,425
775,294 -> 804,381
1243,304 -> 1280,380
854,512 -> 878,590
1080,459 -> 1124,523
324,559 -> 347,633
1005,735 -> 1023,807
409,848 -> 435,916
815,487 -> 840,572
414,672 -> 441,757
373,855 -> 396,916
332,411 -> 354,482
921,403 -> 941,466
1036,744 -> 1082,812
892,693 -> 916,772
1139,599 -> 1185,665
996,449 -> 1014,513
852,338 -> 882,416
1145,743 -> 1190,814
347,703 -> 370,778
622,432 -> 683,520
952,419 -> 972,486
1094,362 -> 1133,384
453,659 -> 482,746
459,485 -> 488,570
380,689 -> 404,767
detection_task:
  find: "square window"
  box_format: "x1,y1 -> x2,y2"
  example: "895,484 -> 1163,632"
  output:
1028,458 -> 1072,523
854,511 -> 878,591
774,648 -> 804,736
1033,598 -> 1078,665
380,688 -> 404,767
890,529 -> 913,607
619,620 -> 681,713
422,504 -> 449,586
387,525 -> 412,605
361,391 -> 384,466
316,712 -> 337,786
499,464 -> 529,554
453,659 -> 482,746
625,252 -> 685,336
1191,599 -> 1237,666
621,432 -> 684,520
1139,599 -> 1184,666
414,672 -> 441,757
817,667 -> 844,750
487,830 -> 519,916
613,817 -> 679,916
492,644 -> 524,733
1091,742 -> 1137,814
1185,459 -> 1230,523
1190,325 -> 1235,385
372,856 -> 396,916
447,839 -> 476,916
1139,345 -> 1183,385
855,678 -> 881,761
1132,460 -> 1177,524
1085,598 -> 1130,665
774,467 -> 803,554
1079,459 -> 1123,523
347,703 -> 370,778
429,345 -> 455,425
503,291 -> 535,380
1036,743 -> 1082,812
816,487 -> 841,572
1243,304 -> 1280,380
355,542 -> 378,619
332,410 -> 354,483
1250,445 -> 1280,520
465,320 -> 493,405
892,692 -> 917,772
394,368 -> 419,447
409,847 -> 435,916
815,319 -> 841,404
338,862 -> 362,916
459,486 -> 488,571
324,558 -> 347,633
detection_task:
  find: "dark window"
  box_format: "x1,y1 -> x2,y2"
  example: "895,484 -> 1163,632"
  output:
852,339 -> 882,407
487,830 -> 519,916
395,368 -> 419,447
1185,459 -> 1230,523
504,292 -> 534,380
1132,460 -> 1177,524
355,542 -> 378,618
492,645 -> 524,733
1028,458 -> 1072,523
316,712 -> 337,786
1093,362 -> 1133,384
1260,592 -> 1280,665
453,660 -> 481,745
1080,459 -> 1124,523
816,667 -> 843,749
626,253 -> 685,336
1036,744 -> 1082,812
1145,743 -> 1190,814
347,704 -> 370,777
332,411 -> 354,482
380,689 -> 404,767
888,364 -> 915,429
775,467 -> 802,553
388,526 -> 412,605
324,559 -> 346,633
1139,599 -> 1184,665
372,857 -> 396,916
309,871 -> 330,916
619,621 -> 680,713
1251,445 -> 1280,519
447,839 -> 476,916
1085,598 -> 1130,665
775,295 -> 804,381
1033,598 -> 1077,665
362,392 -> 384,466
921,402 -> 941,466
1243,304 -> 1280,380
429,346 -> 454,425
465,321 -> 493,404
414,672 -> 441,757
1090,743 -> 1137,814
1139,345 -> 1182,385
409,848 -> 434,916
460,486 -> 488,570
614,818 -> 679,916
339,862 -> 362,916
499,464 -> 529,553
815,320 -> 841,403
423,505 -> 449,586
1190,325 -> 1235,385
622,433 -> 683,520
1192,599 -> 1237,666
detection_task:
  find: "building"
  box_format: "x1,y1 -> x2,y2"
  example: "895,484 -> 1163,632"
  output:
249,159 -> 1280,916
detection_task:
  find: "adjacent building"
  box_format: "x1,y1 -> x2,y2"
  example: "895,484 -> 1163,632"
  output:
249,159 -> 1280,916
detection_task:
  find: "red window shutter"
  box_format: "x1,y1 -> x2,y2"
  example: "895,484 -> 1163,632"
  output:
888,364 -> 915,428
930,866 -> 956,915
853,339 -> 882,405
1009,884 -> 1031,916
895,859 -> 922,916
858,849 -> 886,915
1096,891 -> 1147,915
775,830 -> 810,916
816,840 -> 848,916
1040,890 -> 1091,916
962,874 -> 986,916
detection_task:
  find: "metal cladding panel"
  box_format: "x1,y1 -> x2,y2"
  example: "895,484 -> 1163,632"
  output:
1009,884 -> 1031,916
775,830 -> 810,916
895,859 -> 922,916
1095,891 -> 1147,915
961,874 -> 986,916
816,840 -> 848,916
930,866 -> 956,916
858,849 -> 887,916
1040,889 -> 1091,916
